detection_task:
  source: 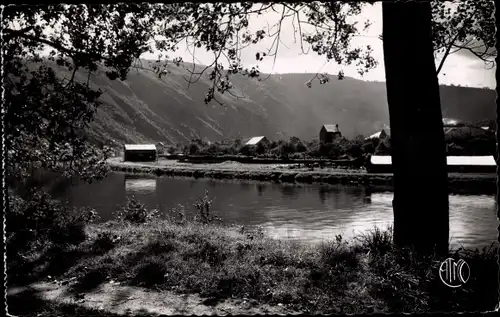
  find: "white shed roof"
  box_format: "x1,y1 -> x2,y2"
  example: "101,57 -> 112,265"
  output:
447,156 -> 496,166
366,131 -> 382,140
246,136 -> 266,146
370,155 -> 496,166
370,155 -> 392,165
124,144 -> 157,151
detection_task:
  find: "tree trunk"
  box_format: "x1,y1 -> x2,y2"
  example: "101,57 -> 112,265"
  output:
382,1 -> 449,254
495,0 -> 499,236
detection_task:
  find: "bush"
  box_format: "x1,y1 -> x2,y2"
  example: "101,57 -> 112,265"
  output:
170,204 -> 187,223
289,137 -> 308,153
92,231 -> 121,254
274,141 -> 295,159
188,143 -> 200,155
193,190 -> 221,224
7,191 -> 97,258
115,196 -> 160,224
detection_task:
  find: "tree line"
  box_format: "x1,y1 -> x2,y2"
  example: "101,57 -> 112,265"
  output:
165,129 -> 495,160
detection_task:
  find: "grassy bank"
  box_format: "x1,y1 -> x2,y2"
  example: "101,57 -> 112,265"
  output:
108,158 -> 497,195
8,217 -> 498,314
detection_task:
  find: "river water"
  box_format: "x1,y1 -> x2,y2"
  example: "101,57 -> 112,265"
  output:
52,172 -> 498,250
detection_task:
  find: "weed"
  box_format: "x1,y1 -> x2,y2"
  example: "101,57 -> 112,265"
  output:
170,204 -> 187,223
356,225 -> 394,255
115,196 -> 160,224
92,231 -> 121,254
193,190 -> 221,224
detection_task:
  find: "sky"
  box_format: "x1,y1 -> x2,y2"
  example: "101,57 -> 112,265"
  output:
142,2 -> 496,89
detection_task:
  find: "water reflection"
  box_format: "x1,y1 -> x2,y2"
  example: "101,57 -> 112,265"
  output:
124,176 -> 157,194
257,184 -> 265,196
280,184 -> 298,199
52,172 -> 498,250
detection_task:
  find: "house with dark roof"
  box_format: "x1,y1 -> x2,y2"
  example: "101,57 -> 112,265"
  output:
319,124 -> 342,143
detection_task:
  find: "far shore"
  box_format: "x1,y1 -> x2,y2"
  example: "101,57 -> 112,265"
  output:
107,157 -> 496,195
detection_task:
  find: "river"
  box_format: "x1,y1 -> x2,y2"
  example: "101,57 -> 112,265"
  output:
51,171 -> 497,250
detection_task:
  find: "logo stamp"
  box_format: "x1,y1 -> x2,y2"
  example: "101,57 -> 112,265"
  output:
439,257 -> 470,288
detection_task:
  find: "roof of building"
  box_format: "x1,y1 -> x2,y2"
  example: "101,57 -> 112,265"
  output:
447,156 -> 496,166
322,124 -> 340,133
370,155 -> 392,165
443,118 -> 462,126
366,129 -> 388,140
124,144 -> 157,151
245,136 -> 267,146
369,155 -> 496,166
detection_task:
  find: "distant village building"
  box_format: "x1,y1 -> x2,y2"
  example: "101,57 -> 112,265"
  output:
319,124 -> 342,143
365,155 -> 496,173
245,136 -> 270,147
442,118 -> 461,126
365,129 -> 389,140
123,144 -> 157,162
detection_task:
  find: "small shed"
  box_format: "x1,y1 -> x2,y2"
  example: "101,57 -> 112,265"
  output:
245,136 -> 270,146
320,124 -> 342,143
123,144 -> 157,162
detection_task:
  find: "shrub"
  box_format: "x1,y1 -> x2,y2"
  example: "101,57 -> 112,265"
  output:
346,137 -> 364,158
92,231 -> 121,254
115,196 -> 160,224
170,204 -> 187,223
193,190 -> 221,224
6,191 -> 96,258
319,235 -> 359,269
356,226 -> 394,256
289,137 -> 308,153
188,143 -> 200,155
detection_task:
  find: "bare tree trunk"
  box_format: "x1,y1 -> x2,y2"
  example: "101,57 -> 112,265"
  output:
382,1 -> 449,254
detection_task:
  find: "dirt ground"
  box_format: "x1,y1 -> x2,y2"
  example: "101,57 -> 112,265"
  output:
8,280 -> 299,316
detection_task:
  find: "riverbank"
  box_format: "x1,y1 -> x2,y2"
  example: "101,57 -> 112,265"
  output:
107,157 -> 497,194
7,218 -> 498,315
